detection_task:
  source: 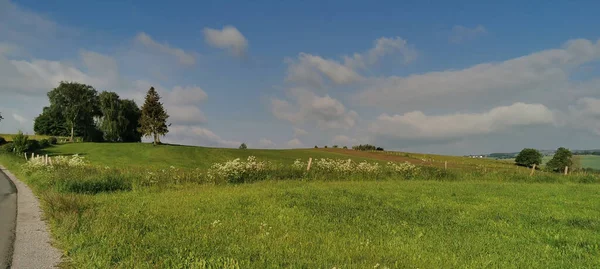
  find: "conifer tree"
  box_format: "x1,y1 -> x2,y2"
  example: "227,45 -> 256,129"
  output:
139,87 -> 170,145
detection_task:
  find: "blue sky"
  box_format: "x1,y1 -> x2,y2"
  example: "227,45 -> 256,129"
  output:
1,0 -> 600,155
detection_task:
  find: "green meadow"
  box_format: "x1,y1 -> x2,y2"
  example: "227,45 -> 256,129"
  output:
1,141 -> 599,268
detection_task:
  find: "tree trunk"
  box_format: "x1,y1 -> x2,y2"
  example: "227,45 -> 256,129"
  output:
70,125 -> 74,142
153,132 -> 157,145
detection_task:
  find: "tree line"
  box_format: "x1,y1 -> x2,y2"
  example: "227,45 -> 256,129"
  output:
514,147 -> 574,173
34,81 -> 170,145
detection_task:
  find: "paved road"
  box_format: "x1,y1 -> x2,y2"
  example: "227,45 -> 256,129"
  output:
0,168 -> 17,269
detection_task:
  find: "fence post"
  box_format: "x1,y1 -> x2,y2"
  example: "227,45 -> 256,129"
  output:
307,158 -> 312,171
31,152 -> 34,160
444,161 -> 447,170
24,152 -> 28,161
530,164 -> 536,176
564,166 -> 569,175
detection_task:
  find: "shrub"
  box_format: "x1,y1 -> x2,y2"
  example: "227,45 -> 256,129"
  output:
0,143 -> 14,153
314,145 -> 318,148
239,143 -> 247,149
27,140 -> 41,151
12,131 -> 29,154
324,145 -> 328,148
207,156 -> 272,184
40,139 -> 51,148
333,145 -> 338,148
49,137 -> 58,145
352,144 -> 381,151
343,146 -> 348,149
515,148 -> 542,168
376,147 -> 384,151
0,136 -> 6,146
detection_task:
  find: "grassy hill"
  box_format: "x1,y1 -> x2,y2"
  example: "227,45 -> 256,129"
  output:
1,140 -> 599,267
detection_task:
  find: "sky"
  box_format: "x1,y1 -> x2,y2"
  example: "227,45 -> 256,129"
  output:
1,0 -> 600,155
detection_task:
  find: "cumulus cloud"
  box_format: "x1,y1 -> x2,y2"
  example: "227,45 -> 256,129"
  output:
344,36 -> 417,68
567,97 -> 600,135
293,127 -> 308,137
164,125 -> 240,148
257,138 -> 276,148
449,25 -> 487,44
135,32 -> 196,65
355,38 -> 600,111
203,26 -> 248,57
287,138 -> 304,148
332,135 -> 358,146
286,53 -> 362,86
271,88 -> 358,129
162,85 -> 208,105
371,102 -> 556,142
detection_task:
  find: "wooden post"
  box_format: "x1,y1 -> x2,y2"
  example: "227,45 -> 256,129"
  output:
444,161 -> 447,170
307,158 -> 312,171
564,166 -> 569,175
45,154 -> 48,165
530,164 -> 536,176
31,152 -> 34,160
24,152 -> 28,161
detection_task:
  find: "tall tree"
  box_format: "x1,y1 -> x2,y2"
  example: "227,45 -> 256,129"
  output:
119,99 -> 143,142
99,91 -> 124,142
515,148 -> 543,168
139,87 -> 169,145
48,82 -> 100,141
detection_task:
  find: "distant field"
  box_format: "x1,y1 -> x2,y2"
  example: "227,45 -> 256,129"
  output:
577,155 -> 600,170
0,133 -> 71,142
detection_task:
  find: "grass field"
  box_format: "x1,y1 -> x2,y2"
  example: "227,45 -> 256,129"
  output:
1,141 -> 600,268
578,155 -> 600,170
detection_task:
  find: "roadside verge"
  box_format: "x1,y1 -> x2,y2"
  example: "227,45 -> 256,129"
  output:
0,165 -> 62,268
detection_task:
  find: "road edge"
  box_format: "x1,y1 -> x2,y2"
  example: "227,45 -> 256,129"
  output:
0,165 -> 62,269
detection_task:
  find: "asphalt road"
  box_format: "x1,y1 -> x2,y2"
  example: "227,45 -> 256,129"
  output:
0,168 -> 17,269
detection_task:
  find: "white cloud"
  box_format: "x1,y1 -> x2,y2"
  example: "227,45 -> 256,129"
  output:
371,102 -> 556,141
203,26 -> 248,57
287,138 -> 304,148
257,138 -> 276,148
567,97 -> 600,135
271,88 -> 358,129
163,85 -> 208,105
293,127 -> 308,137
355,38 -> 600,111
449,25 -> 487,44
135,32 -> 196,65
165,125 -> 240,148
166,105 -> 207,125
344,36 -> 417,68
286,53 -> 362,86
332,135 -> 358,146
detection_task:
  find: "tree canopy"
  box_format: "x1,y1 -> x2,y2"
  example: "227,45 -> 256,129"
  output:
546,147 -> 573,172
47,81 -> 101,141
515,148 -> 543,168
139,87 -> 170,145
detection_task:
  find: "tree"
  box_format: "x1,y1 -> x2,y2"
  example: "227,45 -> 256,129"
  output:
515,148 -> 543,168
98,91 -> 123,142
239,143 -> 247,149
0,112 -> 3,123
34,107 -> 70,136
48,82 -> 100,142
139,87 -> 170,145
546,147 -> 573,172
119,99 -> 142,142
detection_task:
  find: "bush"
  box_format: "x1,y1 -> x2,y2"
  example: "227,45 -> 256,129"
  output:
314,145 -> 318,148
27,140 -> 41,151
12,131 -> 29,154
239,143 -> 247,149
0,143 -> 14,153
324,145 -> 328,148
343,146 -> 348,149
49,137 -> 58,145
0,136 -> 6,146
515,148 -> 542,168
376,147 -> 384,151
333,145 -> 339,148
40,139 -> 51,148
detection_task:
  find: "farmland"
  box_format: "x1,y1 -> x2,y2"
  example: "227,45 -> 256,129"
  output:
1,141 -> 599,268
